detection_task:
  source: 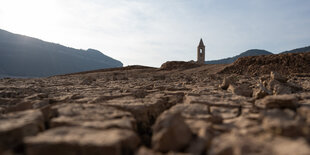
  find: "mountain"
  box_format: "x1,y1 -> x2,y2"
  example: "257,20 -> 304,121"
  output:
280,46 -> 310,54
0,29 -> 123,78
205,49 -> 273,64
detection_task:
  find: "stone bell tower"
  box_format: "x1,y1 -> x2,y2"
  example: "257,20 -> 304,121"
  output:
197,38 -> 205,64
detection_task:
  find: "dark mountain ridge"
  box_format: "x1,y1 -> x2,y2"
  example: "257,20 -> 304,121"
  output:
205,49 -> 273,64
205,46 -> 310,64
0,29 -> 123,78
280,46 -> 310,54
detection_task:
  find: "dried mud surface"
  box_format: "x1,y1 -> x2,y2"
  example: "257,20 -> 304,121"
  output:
1,58 -> 310,155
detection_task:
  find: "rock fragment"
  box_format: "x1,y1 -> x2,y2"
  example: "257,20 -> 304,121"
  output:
168,104 -> 222,123
228,84 -> 253,97
253,83 -> 271,99
268,80 -> 292,95
25,127 -> 140,155
262,109 -> 304,137
266,71 -> 302,95
260,94 -> 298,109
208,133 -> 272,155
231,116 -> 263,135
0,110 -> 44,153
152,112 -> 192,152
136,147 -> 159,155
219,77 -> 233,90
209,133 -> 310,155
0,107 -> 5,114
271,137 -> 310,155
270,71 -> 287,83
297,106 -> 310,124
80,76 -> 96,85
5,100 -> 33,113
131,89 -> 147,98
151,104 -> 220,154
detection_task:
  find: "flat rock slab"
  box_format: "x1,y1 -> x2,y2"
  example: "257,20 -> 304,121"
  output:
262,109 -> 306,137
184,95 -> 243,120
228,84 -> 253,97
50,103 -> 136,130
167,104 -> 222,123
184,93 -> 249,107
0,110 -> 44,153
209,133 -> 310,155
25,127 -> 140,155
259,94 -> 298,109
101,93 -> 179,130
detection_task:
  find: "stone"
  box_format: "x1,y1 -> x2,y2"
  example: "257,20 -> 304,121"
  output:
131,89 -> 148,98
219,77 -> 233,90
260,94 -> 298,109
272,82 -> 292,95
25,127 -> 140,155
208,133 -> 272,155
168,104 -> 222,124
211,106 -> 241,119
152,112 -> 192,152
287,82 -> 303,91
25,93 -> 48,100
231,116 -> 263,135
262,109 -> 304,137
209,133 -> 310,155
30,99 -> 53,121
259,75 -> 269,84
156,104 -> 218,154
185,137 -> 207,155
136,146 -> 190,155
0,110 -> 44,153
136,147 -> 161,155
6,100 -> 34,113
50,104 -> 136,130
228,84 -> 253,97
253,83 -> 271,99
0,107 -> 5,114
80,76 -> 96,85
267,79 -> 292,95
151,75 -> 166,81
270,71 -> 287,83
271,137 -> 310,155
297,106 -> 310,124
31,99 -> 50,109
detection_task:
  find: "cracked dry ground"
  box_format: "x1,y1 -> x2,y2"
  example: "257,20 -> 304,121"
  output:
1,64 -> 310,155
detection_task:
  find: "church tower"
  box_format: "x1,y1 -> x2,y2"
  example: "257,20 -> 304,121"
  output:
197,38 -> 205,64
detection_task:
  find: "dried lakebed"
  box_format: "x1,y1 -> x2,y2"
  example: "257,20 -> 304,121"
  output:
1,64 -> 310,155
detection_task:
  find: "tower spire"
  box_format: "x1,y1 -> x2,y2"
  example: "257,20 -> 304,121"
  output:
198,38 -> 205,47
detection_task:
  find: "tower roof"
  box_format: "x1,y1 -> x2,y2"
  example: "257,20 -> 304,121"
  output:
198,38 -> 205,47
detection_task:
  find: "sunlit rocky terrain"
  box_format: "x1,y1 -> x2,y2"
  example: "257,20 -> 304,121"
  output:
1,52 -> 310,155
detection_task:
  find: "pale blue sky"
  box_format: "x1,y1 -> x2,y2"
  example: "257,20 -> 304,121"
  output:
0,0 -> 309,67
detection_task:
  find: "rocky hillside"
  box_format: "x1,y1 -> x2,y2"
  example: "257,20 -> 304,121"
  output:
0,29 -> 123,78
205,49 -> 273,64
1,57 -> 310,154
220,52 -> 310,75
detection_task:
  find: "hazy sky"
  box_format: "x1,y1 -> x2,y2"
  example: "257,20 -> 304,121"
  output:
0,0 -> 309,67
